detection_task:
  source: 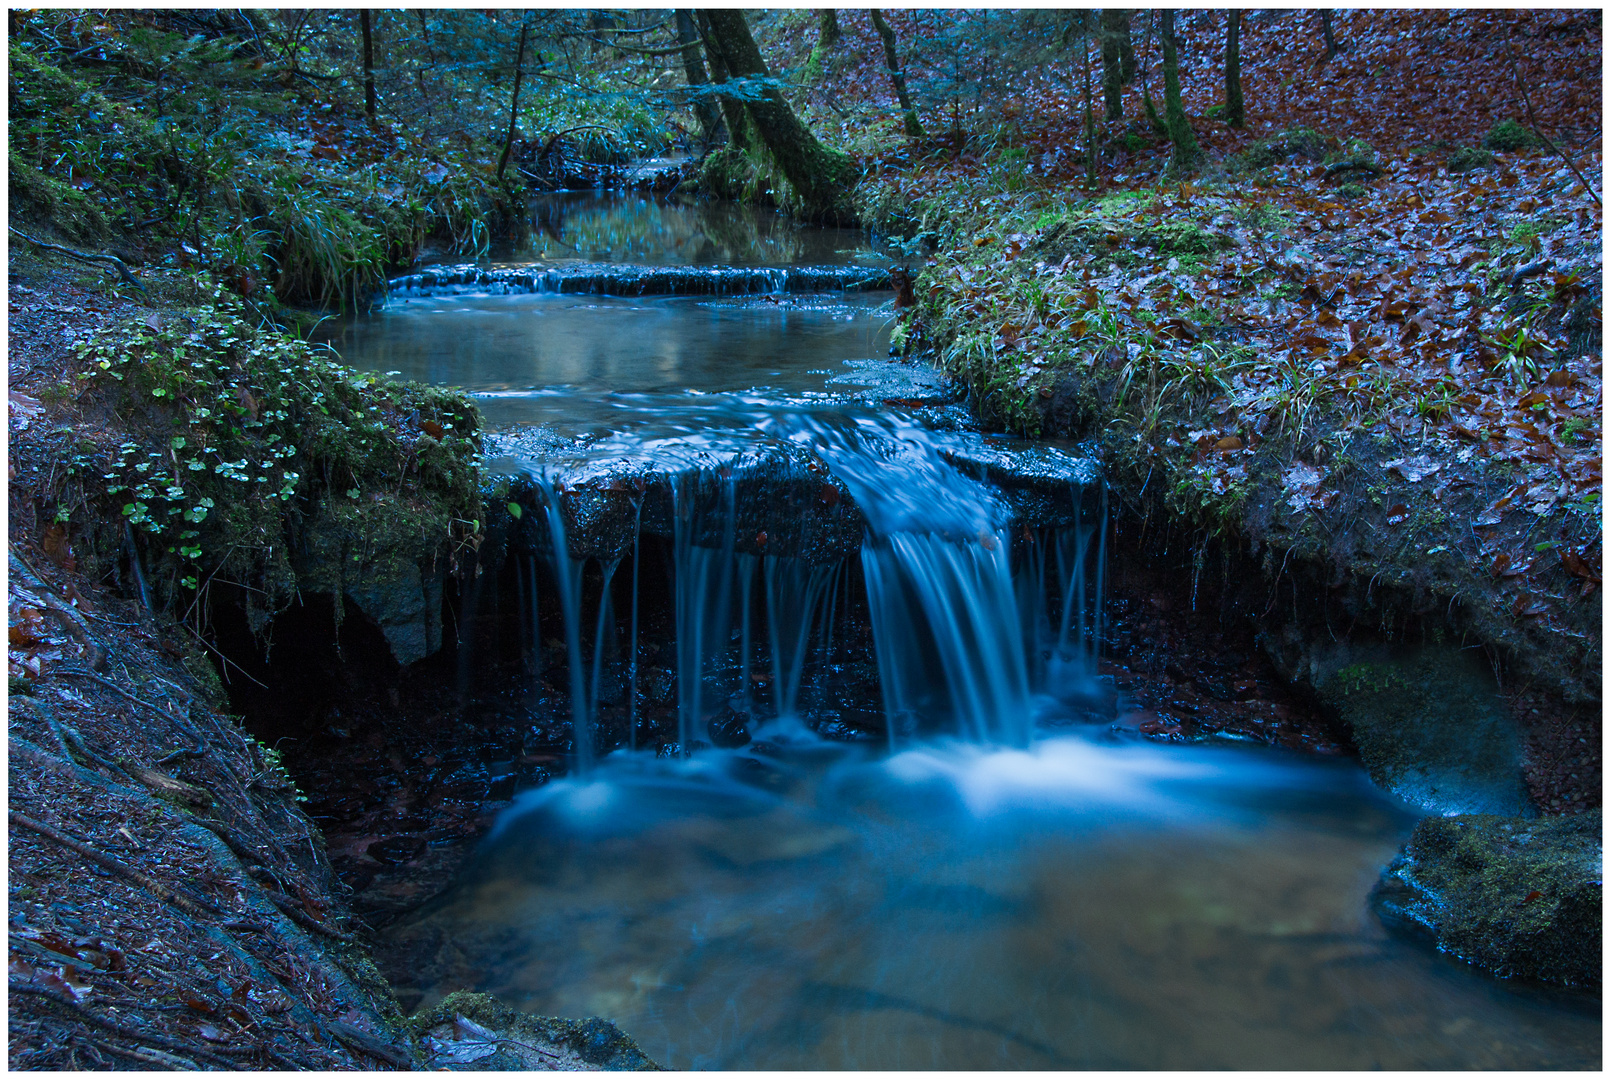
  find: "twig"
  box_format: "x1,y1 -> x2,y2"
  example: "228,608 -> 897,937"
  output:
327,1020 -> 413,1068
8,228 -> 143,288
1506,45 -> 1601,206
9,811 -> 222,919
86,1037 -> 202,1071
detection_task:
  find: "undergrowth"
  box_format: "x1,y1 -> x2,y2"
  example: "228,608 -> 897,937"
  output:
55,287 -> 484,631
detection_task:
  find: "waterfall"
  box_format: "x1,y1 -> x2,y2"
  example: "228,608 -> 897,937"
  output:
508,409 -> 1106,762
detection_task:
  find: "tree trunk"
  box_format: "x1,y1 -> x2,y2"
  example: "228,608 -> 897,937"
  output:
496,20 -> 530,181
1225,11 -> 1244,128
805,10 -> 842,82
676,9 -> 726,147
695,10 -> 753,152
1160,10 -> 1198,170
697,9 -> 857,222
1100,10 -> 1125,121
1117,10 -> 1136,83
1320,10 -> 1343,63
870,10 -> 923,139
359,10 -> 376,119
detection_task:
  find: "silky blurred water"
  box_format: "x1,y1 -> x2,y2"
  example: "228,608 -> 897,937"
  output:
381,731 -> 1601,1070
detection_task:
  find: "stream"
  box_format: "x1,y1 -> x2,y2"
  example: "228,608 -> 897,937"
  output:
322,193 -> 1600,1070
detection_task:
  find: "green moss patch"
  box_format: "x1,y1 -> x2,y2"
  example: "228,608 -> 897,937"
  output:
1372,811 -> 1601,988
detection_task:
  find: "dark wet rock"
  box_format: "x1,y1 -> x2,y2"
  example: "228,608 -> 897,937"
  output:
706,704 -> 752,748
411,990 -> 661,1070
482,416 -> 1105,566
432,759 -> 490,802
368,836 -> 428,866
389,262 -> 891,299
641,666 -> 677,706
1260,638 -> 1532,815
1371,811 -> 1601,989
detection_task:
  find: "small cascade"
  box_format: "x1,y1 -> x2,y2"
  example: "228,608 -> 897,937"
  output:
670,473 -> 737,750
386,263 -> 889,299
531,473 -> 595,772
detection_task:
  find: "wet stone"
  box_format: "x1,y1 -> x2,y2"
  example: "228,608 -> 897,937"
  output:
368,836 -> 428,866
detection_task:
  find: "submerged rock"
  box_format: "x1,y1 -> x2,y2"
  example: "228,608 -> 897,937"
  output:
1371,811 -> 1601,989
411,990 -> 662,1070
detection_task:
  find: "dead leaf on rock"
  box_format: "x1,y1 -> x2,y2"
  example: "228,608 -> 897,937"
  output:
1386,503 -> 1410,525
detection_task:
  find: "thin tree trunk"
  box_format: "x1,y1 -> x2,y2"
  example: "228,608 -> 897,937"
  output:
1160,10 -> 1198,170
1118,10 -> 1136,83
1139,11 -> 1167,136
1100,10 -> 1125,121
870,10 -> 923,139
360,10 -> 376,119
1320,10 -> 1342,63
497,20 -> 530,181
1082,12 -> 1097,185
676,9 -> 725,147
1225,10 -> 1244,127
698,8 -> 857,221
821,10 -> 842,48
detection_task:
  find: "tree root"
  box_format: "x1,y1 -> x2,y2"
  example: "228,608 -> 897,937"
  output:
10,983 -> 234,1069
9,810 -> 223,920
9,227 -> 143,288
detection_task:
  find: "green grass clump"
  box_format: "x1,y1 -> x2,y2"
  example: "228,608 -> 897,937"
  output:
1483,119 -> 1540,153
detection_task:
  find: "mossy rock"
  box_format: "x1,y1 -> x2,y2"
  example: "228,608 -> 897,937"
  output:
1371,811 -> 1601,989
410,991 -> 662,1071
1265,639 -> 1532,815
1236,127 -> 1329,170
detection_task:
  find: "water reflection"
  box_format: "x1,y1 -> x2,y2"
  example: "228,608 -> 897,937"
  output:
320,292 -> 892,435
380,733 -> 1600,1070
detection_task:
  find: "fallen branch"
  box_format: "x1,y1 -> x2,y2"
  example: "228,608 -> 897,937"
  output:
1509,256 -> 1554,286
8,228 -> 143,288
327,1020 -> 413,1069
9,810 -> 222,919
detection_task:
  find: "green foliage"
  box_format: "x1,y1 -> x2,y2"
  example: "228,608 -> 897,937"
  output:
68,289 -> 482,612
1483,119 -> 1540,152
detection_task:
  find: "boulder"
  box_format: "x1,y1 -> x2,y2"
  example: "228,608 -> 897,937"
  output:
1371,810 -> 1601,989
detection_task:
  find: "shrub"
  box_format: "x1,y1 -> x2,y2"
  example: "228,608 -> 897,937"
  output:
1447,146 -> 1495,173
1484,120 -> 1540,153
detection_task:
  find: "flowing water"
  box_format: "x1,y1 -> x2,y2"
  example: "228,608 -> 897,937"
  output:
333,194 -> 1599,1070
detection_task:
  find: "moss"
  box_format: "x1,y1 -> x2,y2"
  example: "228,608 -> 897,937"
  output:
1372,811 -> 1601,988
8,152 -> 110,243
1483,119 -> 1541,153
1447,146 -> 1495,173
